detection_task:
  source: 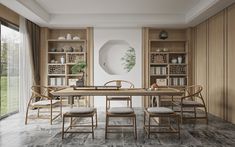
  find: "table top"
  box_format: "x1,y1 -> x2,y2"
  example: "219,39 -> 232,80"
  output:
51,87 -> 183,97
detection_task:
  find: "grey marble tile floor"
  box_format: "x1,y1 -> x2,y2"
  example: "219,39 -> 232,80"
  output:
0,108 -> 235,147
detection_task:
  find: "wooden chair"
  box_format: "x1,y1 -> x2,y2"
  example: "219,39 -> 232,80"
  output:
25,85 -> 62,125
62,107 -> 97,139
104,80 -> 137,139
104,80 -> 134,111
144,107 -> 180,138
172,85 -> 208,123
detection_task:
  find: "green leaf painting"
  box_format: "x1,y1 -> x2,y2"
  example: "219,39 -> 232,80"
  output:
121,47 -> 136,72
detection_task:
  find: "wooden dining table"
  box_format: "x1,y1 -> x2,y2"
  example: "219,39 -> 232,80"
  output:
51,86 -> 183,107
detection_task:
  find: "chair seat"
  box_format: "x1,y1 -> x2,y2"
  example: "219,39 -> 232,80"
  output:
32,100 -> 60,106
66,107 -> 95,114
108,107 -> 134,114
147,107 -> 174,114
107,96 -> 131,100
181,100 -> 204,106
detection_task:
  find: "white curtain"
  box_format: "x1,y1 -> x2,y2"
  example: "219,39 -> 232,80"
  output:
19,16 -> 33,113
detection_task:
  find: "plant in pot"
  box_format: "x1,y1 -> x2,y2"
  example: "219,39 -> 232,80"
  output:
71,61 -> 87,87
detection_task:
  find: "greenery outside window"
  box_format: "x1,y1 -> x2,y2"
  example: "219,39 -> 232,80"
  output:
0,19 -> 20,119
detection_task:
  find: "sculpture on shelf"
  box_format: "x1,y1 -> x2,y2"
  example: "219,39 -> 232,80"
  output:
159,30 -> 168,40
71,61 -> 87,86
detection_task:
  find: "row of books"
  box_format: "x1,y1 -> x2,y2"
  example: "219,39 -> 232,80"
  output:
150,67 -> 167,75
169,78 -> 186,86
49,77 -> 66,86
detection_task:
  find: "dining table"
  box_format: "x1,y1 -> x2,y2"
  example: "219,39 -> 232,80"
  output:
51,86 -> 184,107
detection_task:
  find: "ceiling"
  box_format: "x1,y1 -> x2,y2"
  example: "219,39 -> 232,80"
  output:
0,0 -> 235,28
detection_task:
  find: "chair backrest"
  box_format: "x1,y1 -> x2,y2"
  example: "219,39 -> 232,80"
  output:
104,80 -> 134,88
183,85 -> 203,101
30,85 -> 53,101
104,80 -> 134,110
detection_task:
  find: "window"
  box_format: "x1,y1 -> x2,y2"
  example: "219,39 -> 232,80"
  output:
0,20 -> 20,118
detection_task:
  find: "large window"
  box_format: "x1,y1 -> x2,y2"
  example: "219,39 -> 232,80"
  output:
0,21 -> 20,118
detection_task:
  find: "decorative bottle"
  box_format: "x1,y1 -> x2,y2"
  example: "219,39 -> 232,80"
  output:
61,56 -> 65,64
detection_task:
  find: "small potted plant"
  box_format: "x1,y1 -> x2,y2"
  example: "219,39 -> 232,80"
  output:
71,61 -> 87,86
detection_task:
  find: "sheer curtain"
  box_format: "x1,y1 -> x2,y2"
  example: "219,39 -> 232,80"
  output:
19,16 -> 33,113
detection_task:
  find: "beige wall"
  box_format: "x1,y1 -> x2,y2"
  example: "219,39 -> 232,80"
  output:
0,4 -> 19,25
193,3 -> 235,123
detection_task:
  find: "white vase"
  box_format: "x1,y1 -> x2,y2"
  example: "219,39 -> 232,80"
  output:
66,33 -> 72,40
178,56 -> 182,64
60,56 -> 65,64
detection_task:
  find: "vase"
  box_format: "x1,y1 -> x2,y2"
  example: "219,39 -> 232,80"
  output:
60,56 -> 65,64
178,56 -> 182,64
66,33 -> 72,40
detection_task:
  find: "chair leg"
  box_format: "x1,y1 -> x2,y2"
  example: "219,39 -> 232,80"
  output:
70,117 -> 73,129
62,115 -> 65,139
180,106 -> 183,123
204,106 -> 208,124
105,114 -> 108,139
60,98 -> 63,117
25,105 -> 30,125
177,115 -> 180,139
143,111 -> 146,129
148,115 -> 151,138
134,116 -> 137,140
91,116 -> 94,139
50,105 -> 53,125
95,111 -> 98,128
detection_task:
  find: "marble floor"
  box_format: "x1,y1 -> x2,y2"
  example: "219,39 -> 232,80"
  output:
1,108 -> 235,147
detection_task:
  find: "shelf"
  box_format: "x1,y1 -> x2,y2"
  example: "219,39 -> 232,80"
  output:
169,85 -> 186,87
48,74 -> 66,76
150,52 -> 168,54
169,74 -> 187,76
150,63 -> 168,65
169,63 -> 187,65
48,63 -> 64,65
149,39 -> 186,42
48,52 -> 66,54
169,52 -> 187,54
48,85 -> 68,88
150,74 -> 168,76
67,74 -> 84,76
67,52 -> 86,54
47,39 -> 86,42
48,52 -> 85,54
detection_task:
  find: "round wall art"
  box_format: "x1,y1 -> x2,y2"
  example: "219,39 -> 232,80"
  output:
99,40 -> 136,75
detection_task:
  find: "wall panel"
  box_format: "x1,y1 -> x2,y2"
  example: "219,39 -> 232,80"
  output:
208,11 -> 225,118
195,22 -> 208,108
227,4 -> 235,123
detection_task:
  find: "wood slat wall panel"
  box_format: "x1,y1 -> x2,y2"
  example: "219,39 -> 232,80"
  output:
227,4 -> 235,123
195,22 -> 209,108
208,11 -> 225,118
40,28 -> 49,87
193,3 -> 235,123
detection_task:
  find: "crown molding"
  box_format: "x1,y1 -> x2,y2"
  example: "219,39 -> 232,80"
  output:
1,0 -> 234,28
